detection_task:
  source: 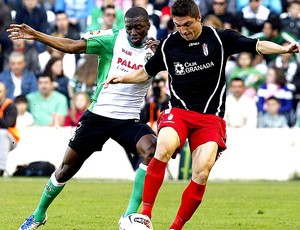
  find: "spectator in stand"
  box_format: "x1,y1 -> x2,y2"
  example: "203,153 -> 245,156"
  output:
4,39 -> 39,74
0,81 -> 19,176
38,32 -> 76,79
51,11 -> 81,63
64,92 -> 90,126
140,75 -> 170,134
87,2 -> 124,31
133,0 -> 159,38
237,0 -> 279,36
51,11 -> 81,40
54,0 -> 95,33
95,0 -> 132,12
236,0 -> 283,15
15,0 -> 49,52
295,100 -> 300,127
100,5 -> 118,30
282,0 -> 300,13
202,14 -> 224,28
224,77 -> 258,128
0,52 -> 38,99
199,0 -> 236,16
251,19 -> 299,65
258,96 -> 289,128
291,62 -> 300,110
257,67 -> 295,126
151,0 -> 169,11
134,0 -> 161,30
0,0 -> 12,72
159,0 -> 175,25
227,52 -> 265,97
203,0 -> 235,29
236,0 -> 282,15
269,42 -> 298,87
26,74 -> 68,126
43,57 -> 70,103
280,0 -> 300,39
14,94 -> 34,129
68,54 -> 98,101
157,18 -> 175,41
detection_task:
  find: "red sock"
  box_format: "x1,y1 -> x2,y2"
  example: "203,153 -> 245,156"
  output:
170,180 -> 206,230
141,158 -> 167,219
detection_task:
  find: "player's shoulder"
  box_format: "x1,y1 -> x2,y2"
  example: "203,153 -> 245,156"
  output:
209,26 -> 246,40
81,28 -> 119,40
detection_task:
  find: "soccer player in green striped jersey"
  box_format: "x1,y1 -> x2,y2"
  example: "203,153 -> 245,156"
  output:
8,6 -> 159,230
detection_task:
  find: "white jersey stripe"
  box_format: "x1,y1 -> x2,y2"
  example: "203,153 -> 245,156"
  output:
203,26 -> 225,115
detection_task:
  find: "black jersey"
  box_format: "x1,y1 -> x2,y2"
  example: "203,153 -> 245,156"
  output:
145,26 -> 258,118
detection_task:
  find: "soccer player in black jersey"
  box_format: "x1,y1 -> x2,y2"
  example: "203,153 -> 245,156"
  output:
104,0 -> 300,229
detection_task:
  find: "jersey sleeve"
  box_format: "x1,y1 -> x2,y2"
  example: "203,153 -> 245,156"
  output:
82,29 -> 117,56
218,29 -> 259,56
144,42 -> 166,77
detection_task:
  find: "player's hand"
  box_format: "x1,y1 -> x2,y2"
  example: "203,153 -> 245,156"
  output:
144,37 -> 160,52
284,42 -> 300,54
102,75 -> 122,88
7,24 -> 36,40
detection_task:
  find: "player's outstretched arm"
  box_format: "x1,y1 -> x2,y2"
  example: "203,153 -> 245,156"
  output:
103,68 -> 150,88
7,23 -> 86,54
257,40 -> 300,55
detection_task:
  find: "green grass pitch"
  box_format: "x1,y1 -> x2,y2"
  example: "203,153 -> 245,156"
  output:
1,178 -> 299,229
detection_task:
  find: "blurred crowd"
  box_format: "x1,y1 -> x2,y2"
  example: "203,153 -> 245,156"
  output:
1,0 -> 300,139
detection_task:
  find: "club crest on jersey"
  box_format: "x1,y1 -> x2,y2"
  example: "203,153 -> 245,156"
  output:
167,113 -> 174,120
202,43 -> 208,56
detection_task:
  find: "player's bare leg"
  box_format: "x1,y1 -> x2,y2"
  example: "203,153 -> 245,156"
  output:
141,127 -> 180,218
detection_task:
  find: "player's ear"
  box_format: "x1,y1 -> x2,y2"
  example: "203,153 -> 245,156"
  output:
147,21 -> 151,30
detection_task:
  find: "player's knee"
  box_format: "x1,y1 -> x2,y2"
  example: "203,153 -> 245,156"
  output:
139,144 -> 155,164
192,170 -> 209,184
143,146 -> 155,163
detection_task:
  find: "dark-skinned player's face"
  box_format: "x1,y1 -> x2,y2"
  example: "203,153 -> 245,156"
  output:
125,17 -> 150,46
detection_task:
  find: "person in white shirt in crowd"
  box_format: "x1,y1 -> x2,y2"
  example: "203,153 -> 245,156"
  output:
237,0 -> 279,36
14,94 -> 34,129
224,77 -> 258,128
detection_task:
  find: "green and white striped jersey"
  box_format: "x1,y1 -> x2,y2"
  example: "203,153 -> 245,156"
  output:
83,29 -> 153,120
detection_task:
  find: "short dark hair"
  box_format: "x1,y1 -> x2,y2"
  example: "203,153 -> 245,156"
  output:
267,96 -> 280,104
230,77 -> 244,85
171,0 -> 200,18
102,4 -> 115,12
55,10 -> 67,16
125,6 -> 149,21
14,95 -> 28,104
264,16 -> 281,31
37,73 -> 53,82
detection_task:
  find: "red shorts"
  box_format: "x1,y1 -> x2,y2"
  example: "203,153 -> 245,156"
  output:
157,107 -> 227,157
